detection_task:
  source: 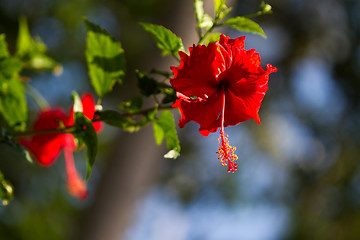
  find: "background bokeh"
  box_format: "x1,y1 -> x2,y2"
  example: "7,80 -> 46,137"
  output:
1,0 -> 360,239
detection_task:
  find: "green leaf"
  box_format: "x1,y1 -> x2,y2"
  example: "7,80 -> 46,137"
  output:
214,0 -> 231,20
146,106 -> 158,121
214,0 -> 225,14
95,110 -> 144,132
72,92 -> 98,180
194,0 -> 213,30
16,17 -> 33,58
119,96 -> 143,113
95,110 -> 127,128
140,22 -> 184,57
84,18 -> 126,97
0,57 -> 23,80
73,112 -> 98,180
0,34 -> 23,80
222,16 -> 266,38
0,78 -> 27,130
96,106 -> 158,133
16,16 -> 59,71
0,171 -> 13,206
0,129 -> 33,163
0,34 -> 27,130
0,35 -> 10,58
154,110 -> 180,159
205,33 -> 222,45
152,121 -> 164,145
136,70 -> 161,97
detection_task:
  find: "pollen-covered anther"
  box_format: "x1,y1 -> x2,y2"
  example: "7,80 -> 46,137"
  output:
216,132 -> 238,173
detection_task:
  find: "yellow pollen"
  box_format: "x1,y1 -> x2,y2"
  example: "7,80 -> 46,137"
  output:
216,132 -> 238,172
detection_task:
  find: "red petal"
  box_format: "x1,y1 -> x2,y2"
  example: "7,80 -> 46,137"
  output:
26,136 -> 64,166
224,71 -> 271,126
215,35 -> 246,74
68,93 -> 103,132
22,109 -> 68,166
219,34 -> 245,49
64,134 -> 88,200
81,93 -> 102,132
218,47 -> 276,126
223,90 -> 262,126
173,93 -> 223,136
170,44 -> 219,99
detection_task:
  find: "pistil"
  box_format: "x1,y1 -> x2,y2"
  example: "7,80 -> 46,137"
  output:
64,134 -> 88,200
216,88 -> 238,173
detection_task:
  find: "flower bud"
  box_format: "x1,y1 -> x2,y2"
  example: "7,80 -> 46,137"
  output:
261,2 -> 272,14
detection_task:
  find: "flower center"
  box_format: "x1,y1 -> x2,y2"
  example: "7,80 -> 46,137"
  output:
217,79 -> 228,91
216,87 -> 238,173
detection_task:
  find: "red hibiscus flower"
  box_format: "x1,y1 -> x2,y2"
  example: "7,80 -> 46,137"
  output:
68,93 -> 102,132
21,93 -> 102,200
170,35 -> 277,172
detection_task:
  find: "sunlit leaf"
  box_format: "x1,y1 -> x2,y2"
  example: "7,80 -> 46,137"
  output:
0,34 -> 26,130
0,58 -> 23,80
140,22 -> 184,57
214,0 -> 231,20
152,121 -> 164,145
0,34 -> 23,80
154,110 -> 180,159
194,0 -> 213,30
205,33 -> 222,45
16,16 -> 59,71
16,17 -> 33,57
222,16 -> 266,38
214,0 -> 225,14
84,18 -> 126,97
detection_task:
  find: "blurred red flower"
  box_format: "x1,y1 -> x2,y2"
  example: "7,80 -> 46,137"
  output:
21,93 -> 101,200
170,35 -> 277,172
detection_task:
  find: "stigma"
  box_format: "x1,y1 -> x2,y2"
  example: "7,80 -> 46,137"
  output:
217,132 -> 238,173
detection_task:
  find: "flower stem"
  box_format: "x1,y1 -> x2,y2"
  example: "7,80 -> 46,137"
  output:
14,105 -> 175,137
198,23 -> 217,45
242,11 -> 263,19
12,126 -> 75,137
100,104 -> 174,119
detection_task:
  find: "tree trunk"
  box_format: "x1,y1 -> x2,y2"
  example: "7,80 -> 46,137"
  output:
76,0 -> 223,239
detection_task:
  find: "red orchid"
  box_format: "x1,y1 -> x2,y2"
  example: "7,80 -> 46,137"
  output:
170,34 -> 277,172
21,93 -> 102,200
